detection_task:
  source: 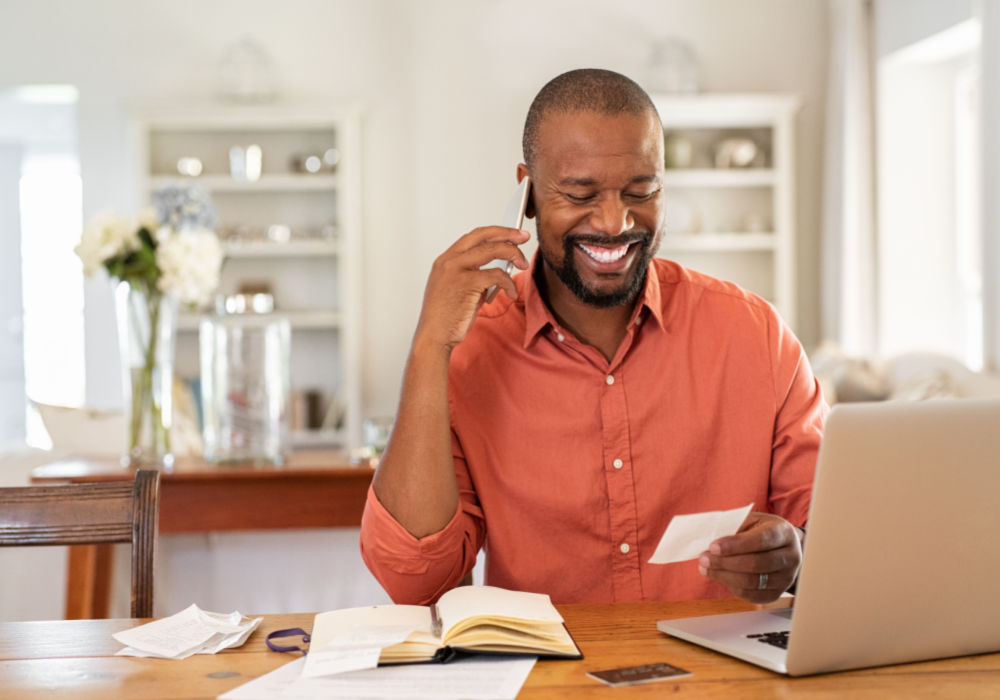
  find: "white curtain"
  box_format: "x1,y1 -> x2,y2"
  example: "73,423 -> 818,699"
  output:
821,0 -> 877,355
982,0 -> 1000,372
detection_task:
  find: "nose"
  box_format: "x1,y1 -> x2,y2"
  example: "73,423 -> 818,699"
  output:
589,195 -> 634,236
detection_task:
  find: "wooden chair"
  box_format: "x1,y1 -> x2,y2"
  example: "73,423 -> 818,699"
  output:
0,470 -> 160,618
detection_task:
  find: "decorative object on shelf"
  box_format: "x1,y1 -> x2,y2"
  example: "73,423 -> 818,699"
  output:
223,291 -> 274,314
712,137 -> 763,168
290,147 -> 340,174
229,144 -> 262,181
176,157 -> 203,177
218,36 -> 277,103
266,224 -> 291,242
646,37 -> 699,94
664,132 -> 693,169
75,185 -> 223,467
200,292 -> 291,464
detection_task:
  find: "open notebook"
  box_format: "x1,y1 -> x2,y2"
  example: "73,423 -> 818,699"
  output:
308,585 -> 581,667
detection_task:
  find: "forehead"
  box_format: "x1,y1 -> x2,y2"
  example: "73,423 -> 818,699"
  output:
534,109 -> 664,181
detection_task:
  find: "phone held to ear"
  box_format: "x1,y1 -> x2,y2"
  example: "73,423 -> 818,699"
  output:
482,176 -> 531,303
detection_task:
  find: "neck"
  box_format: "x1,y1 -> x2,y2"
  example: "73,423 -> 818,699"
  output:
537,264 -> 636,363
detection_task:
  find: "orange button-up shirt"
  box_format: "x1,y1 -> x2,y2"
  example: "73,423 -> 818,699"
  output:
361,257 -> 827,605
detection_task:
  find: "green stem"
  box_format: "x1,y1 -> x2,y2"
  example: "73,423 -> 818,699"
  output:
128,287 -> 170,460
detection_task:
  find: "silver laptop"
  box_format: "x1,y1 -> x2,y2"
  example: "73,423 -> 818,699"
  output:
657,398 -> 1000,676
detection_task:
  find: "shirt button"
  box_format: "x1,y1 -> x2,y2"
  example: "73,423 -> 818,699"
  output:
612,458 -> 623,470
606,375 -> 615,385
619,543 -> 630,554
556,332 -> 565,342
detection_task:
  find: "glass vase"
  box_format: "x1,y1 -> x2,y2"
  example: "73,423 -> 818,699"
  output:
114,280 -> 178,468
199,294 -> 291,464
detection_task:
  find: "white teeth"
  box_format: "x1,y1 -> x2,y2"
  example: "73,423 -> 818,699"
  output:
579,243 -> 629,263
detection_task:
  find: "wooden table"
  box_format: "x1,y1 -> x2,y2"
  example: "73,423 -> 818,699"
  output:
30,451 -> 374,619
1,600 -> 997,698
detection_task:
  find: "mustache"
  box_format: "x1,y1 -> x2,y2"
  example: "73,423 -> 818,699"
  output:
564,230 -> 653,248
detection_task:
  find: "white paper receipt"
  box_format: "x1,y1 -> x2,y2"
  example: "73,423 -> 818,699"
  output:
647,503 -> 753,565
112,604 -> 262,659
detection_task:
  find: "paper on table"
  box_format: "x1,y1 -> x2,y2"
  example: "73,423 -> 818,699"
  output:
647,503 -> 753,564
220,655 -> 537,700
112,603 -> 262,659
302,625 -> 419,677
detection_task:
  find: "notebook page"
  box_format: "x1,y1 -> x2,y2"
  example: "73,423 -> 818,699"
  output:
437,586 -> 562,639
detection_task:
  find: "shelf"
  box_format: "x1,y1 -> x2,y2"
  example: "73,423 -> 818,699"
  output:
149,174 -> 338,192
222,239 -> 339,258
137,106 -> 363,450
663,169 -> 775,188
659,233 -> 777,252
177,309 -> 341,332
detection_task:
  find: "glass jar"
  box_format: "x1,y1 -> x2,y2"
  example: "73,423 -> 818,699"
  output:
199,293 -> 291,463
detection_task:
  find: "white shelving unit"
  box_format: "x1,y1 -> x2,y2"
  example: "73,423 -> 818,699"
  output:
653,94 -> 801,328
132,106 -> 363,450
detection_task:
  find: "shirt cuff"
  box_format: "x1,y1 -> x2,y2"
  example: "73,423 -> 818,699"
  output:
361,484 -> 469,573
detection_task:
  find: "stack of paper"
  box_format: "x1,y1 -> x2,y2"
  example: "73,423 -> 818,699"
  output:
220,655 -> 537,700
113,603 -> 262,659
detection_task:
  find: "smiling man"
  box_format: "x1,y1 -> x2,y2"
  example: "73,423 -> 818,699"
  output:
360,69 -> 827,606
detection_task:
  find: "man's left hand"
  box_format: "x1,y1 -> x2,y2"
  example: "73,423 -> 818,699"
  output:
698,513 -> 803,603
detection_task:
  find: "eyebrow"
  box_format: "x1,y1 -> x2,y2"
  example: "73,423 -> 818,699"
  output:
557,174 -> 661,187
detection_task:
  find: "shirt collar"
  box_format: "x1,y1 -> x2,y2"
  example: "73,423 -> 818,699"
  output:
520,251 -> 667,349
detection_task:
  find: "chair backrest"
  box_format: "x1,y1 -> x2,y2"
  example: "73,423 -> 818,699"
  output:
0,470 -> 160,618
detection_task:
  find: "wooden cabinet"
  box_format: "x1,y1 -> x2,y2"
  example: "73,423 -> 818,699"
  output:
132,107 -> 363,449
652,94 -> 800,328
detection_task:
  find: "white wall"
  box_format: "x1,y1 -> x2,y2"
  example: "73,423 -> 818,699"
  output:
875,0 -> 975,57
0,143 -> 25,448
0,0 -> 830,421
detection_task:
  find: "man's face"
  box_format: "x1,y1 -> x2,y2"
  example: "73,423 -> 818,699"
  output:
528,109 -> 666,308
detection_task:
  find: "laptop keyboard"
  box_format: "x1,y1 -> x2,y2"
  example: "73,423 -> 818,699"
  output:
747,631 -> 790,649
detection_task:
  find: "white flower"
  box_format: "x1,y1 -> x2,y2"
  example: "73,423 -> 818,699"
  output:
74,210 -> 141,275
155,228 -> 224,306
137,206 -> 159,232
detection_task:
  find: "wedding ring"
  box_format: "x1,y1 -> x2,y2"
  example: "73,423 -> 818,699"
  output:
757,573 -> 769,590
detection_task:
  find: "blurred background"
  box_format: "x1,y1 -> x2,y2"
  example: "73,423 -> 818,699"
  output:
1,0 -> 998,619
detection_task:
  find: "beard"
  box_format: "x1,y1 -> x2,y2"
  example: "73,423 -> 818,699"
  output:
537,227 -> 656,308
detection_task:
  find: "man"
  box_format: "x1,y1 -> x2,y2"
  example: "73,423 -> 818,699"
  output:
361,69 -> 827,606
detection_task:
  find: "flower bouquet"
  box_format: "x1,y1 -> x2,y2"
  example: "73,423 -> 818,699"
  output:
75,185 -> 223,466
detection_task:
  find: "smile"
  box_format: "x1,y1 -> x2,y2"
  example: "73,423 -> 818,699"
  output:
578,243 -> 631,263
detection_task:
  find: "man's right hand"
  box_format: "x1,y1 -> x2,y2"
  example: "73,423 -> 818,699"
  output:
414,226 -> 530,353
373,225 -> 529,539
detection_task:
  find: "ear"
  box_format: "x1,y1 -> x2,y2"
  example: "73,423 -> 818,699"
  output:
516,163 -> 536,219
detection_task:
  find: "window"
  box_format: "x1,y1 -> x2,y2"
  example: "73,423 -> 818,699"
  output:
0,86 -> 83,447
876,18 -> 983,367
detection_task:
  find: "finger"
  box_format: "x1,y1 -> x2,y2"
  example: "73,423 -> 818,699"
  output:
450,239 -> 531,273
710,518 -> 793,557
473,267 -> 519,301
699,546 -> 798,575
699,565 -> 792,603
448,226 -> 531,255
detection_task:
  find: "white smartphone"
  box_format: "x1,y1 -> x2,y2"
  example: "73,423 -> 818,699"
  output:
482,176 -> 531,303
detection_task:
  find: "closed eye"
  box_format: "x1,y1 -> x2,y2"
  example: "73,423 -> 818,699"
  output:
625,188 -> 661,201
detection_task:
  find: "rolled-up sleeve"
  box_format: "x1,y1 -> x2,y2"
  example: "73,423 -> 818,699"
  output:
359,434 -> 486,605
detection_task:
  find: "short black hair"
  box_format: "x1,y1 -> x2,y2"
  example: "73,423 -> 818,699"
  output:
522,68 -> 661,171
